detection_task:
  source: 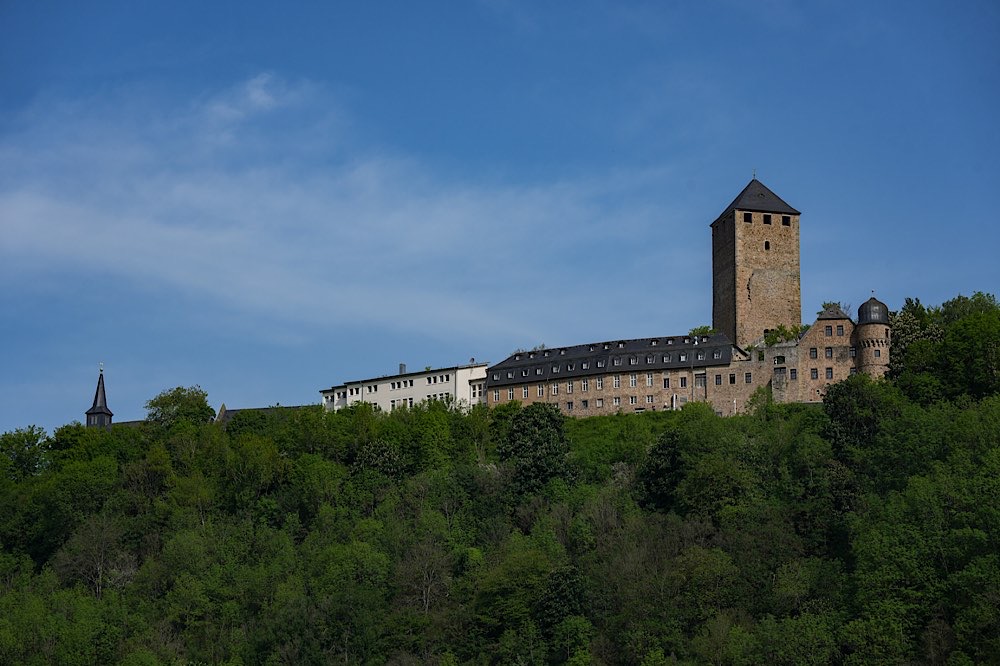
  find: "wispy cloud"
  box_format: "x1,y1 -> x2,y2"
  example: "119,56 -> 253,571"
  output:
0,74 -> 696,349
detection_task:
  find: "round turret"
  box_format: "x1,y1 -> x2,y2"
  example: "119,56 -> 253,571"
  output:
854,297 -> 891,378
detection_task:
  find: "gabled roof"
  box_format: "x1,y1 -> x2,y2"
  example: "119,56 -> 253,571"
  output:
717,178 -> 800,219
86,370 -> 113,417
817,305 -> 851,321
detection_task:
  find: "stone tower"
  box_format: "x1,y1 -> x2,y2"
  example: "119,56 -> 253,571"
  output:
85,366 -> 113,429
854,296 -> 891,377
711,179 -> 802,348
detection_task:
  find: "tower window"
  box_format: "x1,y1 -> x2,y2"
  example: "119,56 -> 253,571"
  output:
764,241 -> 770,250
743,212 -> 752,223
782,215 -> 791,226
874,349 -> 881,357
763,214 -> 772,225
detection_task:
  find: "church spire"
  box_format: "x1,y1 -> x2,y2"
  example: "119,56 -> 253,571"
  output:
85,365 -> 113,429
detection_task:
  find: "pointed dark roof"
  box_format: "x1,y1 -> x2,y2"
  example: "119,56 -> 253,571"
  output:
717,178 -> 800,219
857,296 -> 890,325
86,370 -> 113,418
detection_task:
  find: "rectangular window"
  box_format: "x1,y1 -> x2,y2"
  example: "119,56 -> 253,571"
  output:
695,374 -> 706,388
630,357 -> 637,366
790,369 -> 797,380
809,348 -> 818,359
713,350 -> 722,359
597,360 -> 605,368
837,325 -> 844,336
613,397 -> 621,407
826,367 -> 834,380
729,373 -> 736,384
679,353 -> 688,362
743,212 -> 752,223
825,325 -> 832,336
613,358 -> 622,366
850,367 -> 858,375
537,385 -> 544,397
745,372 -> 752,383
582,379 -> 589,391
646,372 -> 653,386
697,351 -> 706,360
581,400 -> 588,409
629,396 -> 637,405
810,368 -> 819,380
614,375 -> 621,389
507,388 -> 514,400
629,374 -> 637,388
663,377 -> 670,389
646,355 -> 654,363
763,214 -> 772,225
715,374 -> 722,385
551,384 -> 559,395
567,402 -> 573,411
567,381 -> 574,394
680,376 -> 688,388
646,395 -> 654,404
850,347 -> 857,357
597,377 -> 604,390
782,215 -> 791,226
582,362 -> 590,370
522,386 -> 529,399
596,398 -> 604,408
874,349 -> 881,358
492,389 -> 500,401
825,347 -> 833,358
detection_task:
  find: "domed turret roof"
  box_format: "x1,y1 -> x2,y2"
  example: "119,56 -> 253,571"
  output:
857,296 -> 890,325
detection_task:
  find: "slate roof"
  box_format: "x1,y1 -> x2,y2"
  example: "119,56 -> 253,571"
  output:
817,305 -> 852,320
858,296 -> 890,325
86,370 -> 113,418
214,404 -> 313,425
487,334 -> 735,388
717,178 -> 800,219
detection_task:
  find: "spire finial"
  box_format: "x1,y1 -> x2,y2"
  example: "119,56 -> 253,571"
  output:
99,362 -> 104,374
752,168 -> 756,180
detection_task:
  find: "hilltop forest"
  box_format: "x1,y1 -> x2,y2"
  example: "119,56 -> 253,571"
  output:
1,293 -> 999,665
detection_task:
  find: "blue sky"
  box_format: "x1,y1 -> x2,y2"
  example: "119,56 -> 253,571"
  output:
2,1 -> 998,434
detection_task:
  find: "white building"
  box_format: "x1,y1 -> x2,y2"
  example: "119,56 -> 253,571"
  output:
320,362 -> 488,412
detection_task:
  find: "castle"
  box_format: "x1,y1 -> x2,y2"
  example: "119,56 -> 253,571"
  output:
86,178 -> 891,425
483,178 -> 890,417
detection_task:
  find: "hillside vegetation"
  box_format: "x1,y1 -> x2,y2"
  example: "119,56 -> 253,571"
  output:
1,293 -> 998,665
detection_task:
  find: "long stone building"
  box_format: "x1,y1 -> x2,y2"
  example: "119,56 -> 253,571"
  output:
485,178 -> 891,417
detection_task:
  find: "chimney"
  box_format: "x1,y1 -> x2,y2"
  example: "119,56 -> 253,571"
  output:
399,363 -> 406,375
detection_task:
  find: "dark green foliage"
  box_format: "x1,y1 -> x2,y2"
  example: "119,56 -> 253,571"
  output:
1,293 -> 999,663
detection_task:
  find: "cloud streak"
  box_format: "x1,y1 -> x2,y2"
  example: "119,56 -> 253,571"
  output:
0,74 -> 697,351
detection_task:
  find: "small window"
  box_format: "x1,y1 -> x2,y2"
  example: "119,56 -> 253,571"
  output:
715,374 -> 722,385
567,363 -> 575,371
629,357 -> 637,366
581,400 -> 589,409
809,348 -> 818,359
695,375 -> 706,388
729,373 -> 736,384
566,401 -> 573,411
763,214 -> 772,225
567,381 -> 574,394
522,386 -> 529,398
837,325 -> 844,336
597,360 -> 606,368
552,384 -> 559,395
596,398 -> 604,408
774,355 -> 785,364
680,376 -> 688,388
493,389 -> 500,401
697,351 -> 705,361
745,372 -> 752,384
582,362 -> 589,370
743,212 -> 752,223
810,368 -> 818,380
850,347 -> 857,358
629,396 -> 638,405
764,241 -> 771,250
596,377 -> 604,389
790,369 -> 797,380
521,369 -> 528,377
536,368 -> 543,375
679,353 -> 688,362
492,373 -> 499,381
782,215 -> 791,226
582,379 -> 589,391
507,388 -> 514,400
713,350 -> 722,359
874,349 -> 881,358
663,377 -> 671,388
826,367 -> 834,380
663,354 -> 671,362
537,385 -> 544,397
646,355 -> 654,363
613,358 -> 622,366
825,347 -> 833,359
825,325 -> 833,336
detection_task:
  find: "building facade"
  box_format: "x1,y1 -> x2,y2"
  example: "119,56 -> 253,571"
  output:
485,179 -> 890,417
320,362 -> 488,413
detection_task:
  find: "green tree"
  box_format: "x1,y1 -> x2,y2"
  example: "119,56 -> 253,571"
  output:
497,403 -> 569,497
0,426 -> 49,482
144,386 -> 215,429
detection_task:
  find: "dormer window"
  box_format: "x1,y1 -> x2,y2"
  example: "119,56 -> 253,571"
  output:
650,339 -> 658,346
